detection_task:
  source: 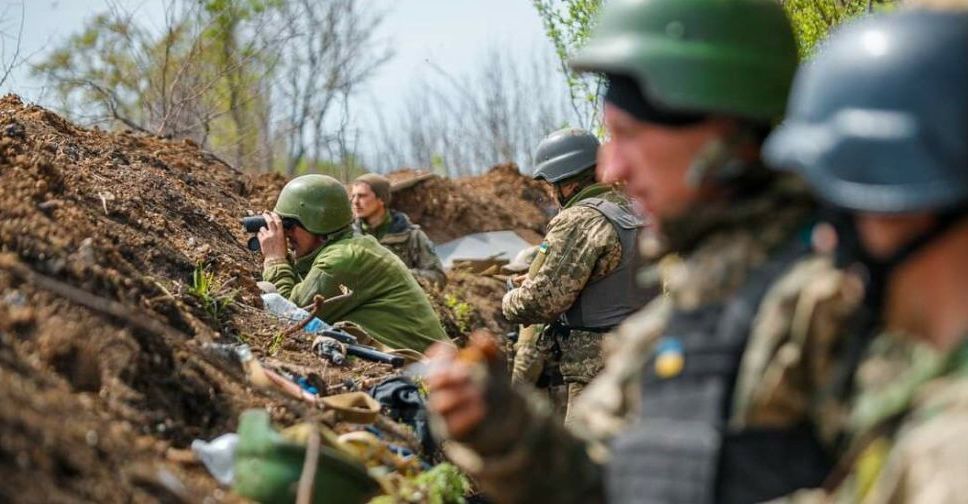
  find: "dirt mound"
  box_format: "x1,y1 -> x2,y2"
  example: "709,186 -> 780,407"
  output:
0,95 -> 409,502
389,164 -> 554,244
0,95 -> 544,502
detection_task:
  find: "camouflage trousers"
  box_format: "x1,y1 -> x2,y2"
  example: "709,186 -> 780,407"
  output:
511,325 -> 604,424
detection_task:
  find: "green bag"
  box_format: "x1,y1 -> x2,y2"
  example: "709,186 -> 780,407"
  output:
233,409 -> 381,504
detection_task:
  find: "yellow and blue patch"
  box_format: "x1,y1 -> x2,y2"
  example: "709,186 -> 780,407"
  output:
654,337 -> 685,379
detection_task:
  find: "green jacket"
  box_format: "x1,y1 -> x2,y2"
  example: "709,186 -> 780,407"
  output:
263,231 -> 449,352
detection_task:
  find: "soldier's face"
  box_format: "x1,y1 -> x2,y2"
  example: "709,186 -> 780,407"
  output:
350,183 -> 385,220
602,103 -> 727,227
285,223 -> 324,258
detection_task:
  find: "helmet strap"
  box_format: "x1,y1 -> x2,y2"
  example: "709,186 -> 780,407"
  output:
822,208 -> 968,403
830,207 -> 968,316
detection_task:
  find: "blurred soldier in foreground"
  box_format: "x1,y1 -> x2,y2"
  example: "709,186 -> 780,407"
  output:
503,127 -> 652,425
351,173 -> 447,287
258,174 -> 449,352
424,0 -> 859,502
764,9 -> 968,502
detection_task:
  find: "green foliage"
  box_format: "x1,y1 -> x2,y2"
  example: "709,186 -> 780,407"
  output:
531,0 -> 604,130
444,293 -> 473,334
267,330 -> 286,355
32,0 -> 278,170
370,463 -> 470,504
783,0 -> 897,58
188,264 -> 237,325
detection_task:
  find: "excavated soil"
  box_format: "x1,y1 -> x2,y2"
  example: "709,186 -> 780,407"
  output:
0,95 -> 546,502
387,165 -> 554,244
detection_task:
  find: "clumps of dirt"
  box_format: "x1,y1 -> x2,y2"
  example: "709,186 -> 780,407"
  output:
0,95 -> 393,502
0,95 -> 545,502
419,271 -> 512,347
389,164 -> 555,244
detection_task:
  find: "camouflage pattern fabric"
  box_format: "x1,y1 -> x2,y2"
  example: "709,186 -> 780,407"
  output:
510,324 -> 545,386
502,183 -> 628,415
510,245 -> 549,388
501,184 -> 625,325
355,210 -> 447,287
784,335 -> 968,504
440,174 -> 857,504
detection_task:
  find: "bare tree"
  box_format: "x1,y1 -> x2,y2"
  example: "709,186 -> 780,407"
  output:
0,1 -> 25,89
271,0 -> 392,176
371,46 -> 577,177
33,0 -> 278,154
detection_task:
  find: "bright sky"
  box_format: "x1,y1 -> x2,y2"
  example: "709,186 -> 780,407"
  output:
0,0 -> 553,159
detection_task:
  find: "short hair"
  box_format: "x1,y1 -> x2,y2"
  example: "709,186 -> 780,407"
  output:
353,173 -> 391,205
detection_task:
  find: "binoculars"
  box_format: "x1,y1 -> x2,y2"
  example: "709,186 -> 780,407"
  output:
240,216 -> 299,251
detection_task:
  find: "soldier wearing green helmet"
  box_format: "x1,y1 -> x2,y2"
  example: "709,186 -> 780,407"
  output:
258,174 -> 450,353
424,0 -> 859,502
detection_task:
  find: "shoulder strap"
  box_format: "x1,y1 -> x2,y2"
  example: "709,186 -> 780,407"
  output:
575,197 -> 643,230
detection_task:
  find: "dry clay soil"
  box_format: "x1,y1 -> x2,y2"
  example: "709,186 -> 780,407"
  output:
0,96 -> 550,502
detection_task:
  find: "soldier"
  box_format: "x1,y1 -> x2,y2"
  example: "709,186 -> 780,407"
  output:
425,0 -> 858,502
764,9 -> 968,502
503,127 -> 652,425
258,174 -> 450,353
350,173 -> 447,287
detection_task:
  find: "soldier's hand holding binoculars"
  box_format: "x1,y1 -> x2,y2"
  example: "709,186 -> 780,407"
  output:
257,212 -> 288,262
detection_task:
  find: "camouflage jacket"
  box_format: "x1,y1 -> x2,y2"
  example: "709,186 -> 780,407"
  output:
502,183 -> 629,383
442,174 -> 857,504
502,183 -> 625,325
786,335 -> 968,504
354,210 -> 446,287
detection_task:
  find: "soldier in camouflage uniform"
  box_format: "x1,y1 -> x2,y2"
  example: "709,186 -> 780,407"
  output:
351,173 -> 447,287
503,127 -> 652,426
764,9 -> 968,503
425,0 -> 860,502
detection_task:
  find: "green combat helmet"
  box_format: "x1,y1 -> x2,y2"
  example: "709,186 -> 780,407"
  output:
274,174 -> 353,235
570,0 -> 798,122
532,128 -> 600,183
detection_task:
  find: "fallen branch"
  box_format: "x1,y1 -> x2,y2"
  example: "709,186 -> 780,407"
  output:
296,425 -> 321,504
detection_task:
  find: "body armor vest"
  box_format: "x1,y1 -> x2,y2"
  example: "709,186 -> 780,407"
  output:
561,197 -> 653,330
606,238 -> 832,504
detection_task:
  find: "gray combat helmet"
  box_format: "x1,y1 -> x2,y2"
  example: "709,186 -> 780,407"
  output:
532,128 -> 600,183
764,10 -> 968,213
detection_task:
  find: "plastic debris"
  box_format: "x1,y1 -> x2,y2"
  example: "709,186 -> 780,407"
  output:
191,433 -> 239,486
261,292 -> 331,333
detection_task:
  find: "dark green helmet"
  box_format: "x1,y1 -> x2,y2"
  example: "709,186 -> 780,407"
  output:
764,11 -> 968,213
533,128 -> 600,183
569,0 -> 798,122
274,174 -> 353,235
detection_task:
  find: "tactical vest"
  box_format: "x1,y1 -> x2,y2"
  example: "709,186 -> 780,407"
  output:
606,238 -> 832,504
560,198 -> 652,330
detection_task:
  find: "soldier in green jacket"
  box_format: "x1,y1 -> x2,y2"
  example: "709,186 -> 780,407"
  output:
350,173 -> 447,287
257,174 -> 449,353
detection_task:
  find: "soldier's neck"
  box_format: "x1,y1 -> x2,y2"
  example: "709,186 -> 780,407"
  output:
889,223 -> 968,351
365,207 -> 388,229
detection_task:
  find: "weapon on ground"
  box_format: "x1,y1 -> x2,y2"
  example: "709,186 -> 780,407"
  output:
313,329 -> 405,368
